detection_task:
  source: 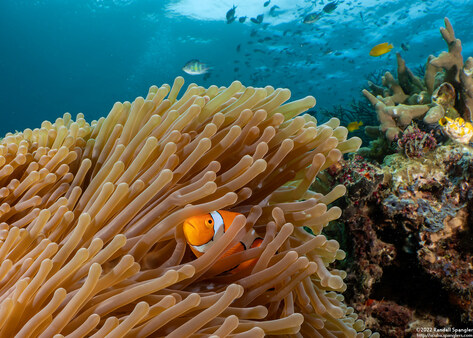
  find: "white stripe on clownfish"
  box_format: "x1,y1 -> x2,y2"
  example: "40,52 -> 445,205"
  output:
210,211 -> 225,239
190,211 -> 225,254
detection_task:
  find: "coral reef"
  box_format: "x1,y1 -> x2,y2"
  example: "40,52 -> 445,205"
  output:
334,17 -> 473,336
438,116 -> 473,144
363,300 -> 413,337
325,144 -> 473,336
382,145 -> 468,232
358,130 -> 397,163
0,77 -> 380,336
325,154 -> 387,206
362,18 -> 473,142
306,16 -> 473,338
395,123 -> 437,158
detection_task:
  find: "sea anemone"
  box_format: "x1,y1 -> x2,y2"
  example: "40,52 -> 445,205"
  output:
0,77 -> 374,337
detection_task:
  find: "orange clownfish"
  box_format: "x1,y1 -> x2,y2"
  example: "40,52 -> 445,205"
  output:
183,210 -> 263,273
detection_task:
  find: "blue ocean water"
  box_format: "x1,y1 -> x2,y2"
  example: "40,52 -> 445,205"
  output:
0,0 -> 472,136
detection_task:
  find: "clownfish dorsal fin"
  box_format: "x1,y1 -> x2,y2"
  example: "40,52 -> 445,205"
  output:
214,210 -> 241,233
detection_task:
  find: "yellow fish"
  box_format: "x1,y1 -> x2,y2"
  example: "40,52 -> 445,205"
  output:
439,116 -> 473,144
369,42 -> 393,57
347,121 -> 363,132
183,210 -> 263,273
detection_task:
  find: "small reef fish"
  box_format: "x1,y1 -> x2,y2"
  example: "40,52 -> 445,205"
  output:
401,42 -> 410,51
183,211 -> 263,273
439,116 -> 473,144
238,16 -> 247,23
269,5 -> 280,17
303,12 -> 322,24
182,60 -> 210,75
226,5 -> 237,24
347,121 -> 363,132
323,1 -> 339,14
264,0 -> 271,7
251,14 -> 264,24
369,42 -> 394,57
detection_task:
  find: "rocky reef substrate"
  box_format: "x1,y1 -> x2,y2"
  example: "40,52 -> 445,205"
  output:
320,144 -> 473,337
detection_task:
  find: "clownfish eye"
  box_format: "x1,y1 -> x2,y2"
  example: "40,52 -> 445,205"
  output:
205,218 -> 213,228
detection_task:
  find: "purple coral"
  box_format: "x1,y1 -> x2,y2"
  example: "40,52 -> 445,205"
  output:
396,124 -> 437,158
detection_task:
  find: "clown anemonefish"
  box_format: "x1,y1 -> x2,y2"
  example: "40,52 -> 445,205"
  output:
183,210 -> 263,273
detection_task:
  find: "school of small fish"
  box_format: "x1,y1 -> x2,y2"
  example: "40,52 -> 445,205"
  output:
180,0 -> 414,135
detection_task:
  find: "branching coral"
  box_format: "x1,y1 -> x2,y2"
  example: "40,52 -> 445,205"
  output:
363,18 -> 473,141
0,77 -> 375,337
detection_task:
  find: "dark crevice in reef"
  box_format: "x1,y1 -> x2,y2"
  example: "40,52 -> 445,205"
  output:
341,214 -> 469,336
329,165 -> 473,335
370,251 -> 463,326
462,200 -> 473,254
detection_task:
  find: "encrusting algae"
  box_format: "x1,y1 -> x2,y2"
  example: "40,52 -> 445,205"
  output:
0,77 -> 377,337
